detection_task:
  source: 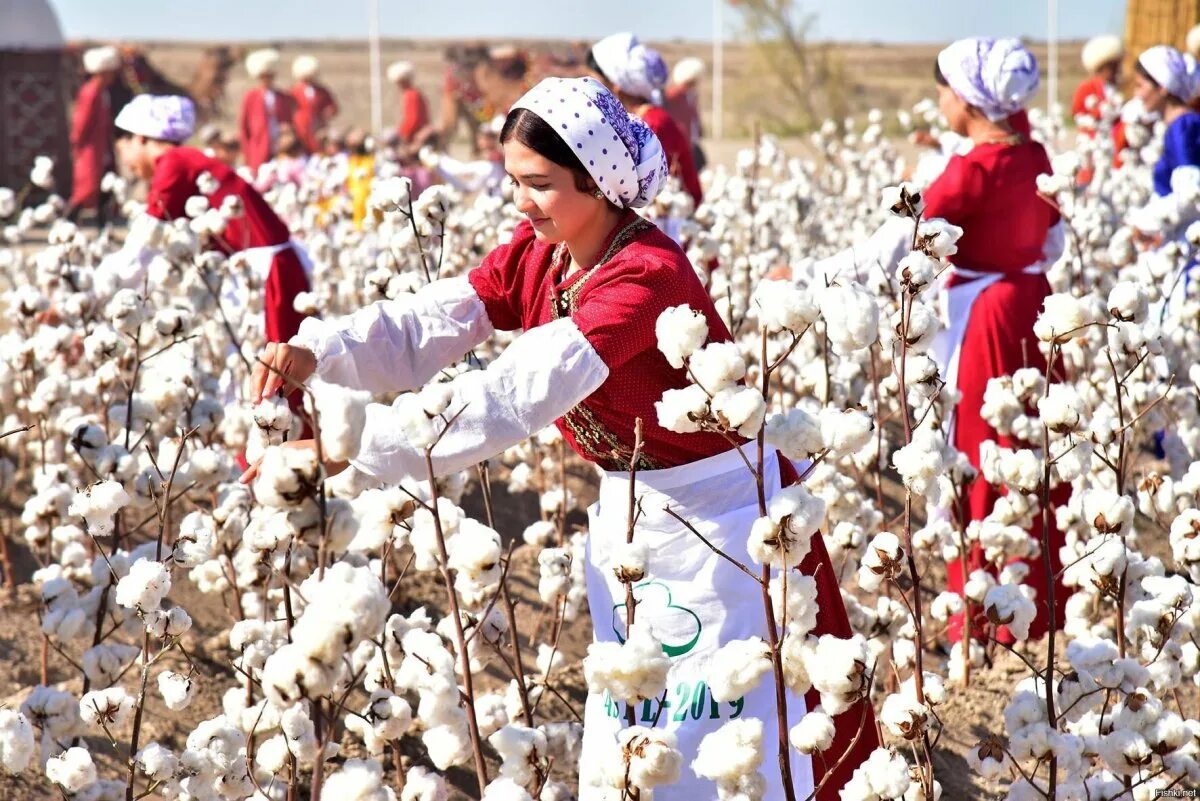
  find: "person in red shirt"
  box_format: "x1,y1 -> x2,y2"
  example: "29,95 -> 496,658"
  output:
238,48 -> 298,175
247,76 -> 874,800
664,56 -> 706,171
67,46 -> 121,225
1072,35 -> 1126,178
927,38 -> 1067,645
388,60 -> 434,155
102,94 -> 310,347
289,54 -> 338,155
588,32 -> 704,208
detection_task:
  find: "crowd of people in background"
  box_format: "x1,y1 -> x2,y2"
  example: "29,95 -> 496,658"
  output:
63,38 -> 709,234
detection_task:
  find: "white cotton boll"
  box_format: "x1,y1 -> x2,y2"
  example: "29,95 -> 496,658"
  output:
692,718 -> 764,782
255,734 -> 289,773
929,591 -> 965,622
1107,281 -> 1149,323
891,429 -> 946,499
184,195 -> 209,218
114,557 -> 171,611
880,692 -> 929,740
620,726 -> 683,790
46,746 -> 97,793
896,252 -> 938,290
447,518 -> 502,582
789,707 -> 835,755
804,634 -> 870,715
818,407 -> 873,456
68,480 -> 131,536
917,218 -> 963,259
689,341 -> 746,393
489,724 -> 547,786
894,300 -> 939,351
752,279 -> 819,332
306,379 -> 371,463
424,722 -> 474,770
158,671 -> 196,711
708,637 -> 771,702
401,765 -> 447,801
852,747 -> 912,800
0,708 -> 34,774
107,288 -> 150,334
254,444 -> 321,508
763,408 -> 822,461
656,384 -> 710,433
523,520 -> 557,547
79,687 -> 134,728
998,448 -> 1041,494
612,539 -> 648,583
1036,383 -> 1084,434
419,382 -> 455,417
858,531 -> 904,591
710,385 -> 766,437
583,625 -> 670,702
323,758 -> 396,801
772,574 -> 819,636
881,183 -> 924,217
1034,293 -> 1095,343
819,283 -> 879,353
748,485 -> 823,569
481,778 -> 533,801
963,569 -> 995,603
537,547 -> 571,602
656,304 -> 710,368
966,737 -> 1007,780
135,742 -> 178,782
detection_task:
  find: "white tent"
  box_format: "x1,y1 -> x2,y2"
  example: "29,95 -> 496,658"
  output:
0,0 -> 70,191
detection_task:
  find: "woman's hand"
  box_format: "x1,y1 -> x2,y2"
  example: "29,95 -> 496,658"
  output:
238,439 -> 350,485
251,342 -> 318,404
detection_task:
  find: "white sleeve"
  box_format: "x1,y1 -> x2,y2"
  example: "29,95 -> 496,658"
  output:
810,216 -> 913,287
349,316 -> 609,484
289,275 -> 494,395
1039,220 -> 1067,267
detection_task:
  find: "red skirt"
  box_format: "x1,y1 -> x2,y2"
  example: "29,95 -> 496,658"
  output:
944,273 -> 1072,644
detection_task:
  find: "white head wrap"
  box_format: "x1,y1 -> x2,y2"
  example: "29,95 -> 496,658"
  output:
292,55 -> 319,80
83,46 -> 120,74
1138,45 -> 1200,103
1081,35 -> 1122,73
114,95 -> 196,143
245,48 -> 280,79
672,57 -> 704,86
591,32 -> 669,103
387,60 -> 414,84
936,37 -> 1040,122
510,76 -> 668,209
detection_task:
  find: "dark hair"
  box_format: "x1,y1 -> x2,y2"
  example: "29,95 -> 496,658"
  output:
586,49 -> 610,84
933,60 -> 948,87
499,107 -> 600,195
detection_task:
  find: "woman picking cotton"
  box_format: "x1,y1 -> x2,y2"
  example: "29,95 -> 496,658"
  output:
243,76 -> 874,799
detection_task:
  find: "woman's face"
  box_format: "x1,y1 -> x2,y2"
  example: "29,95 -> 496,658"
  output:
115,135 -> 155,181
503,138 -> 604,244
936,83 -> 971,135
1134,71 -> 1169,114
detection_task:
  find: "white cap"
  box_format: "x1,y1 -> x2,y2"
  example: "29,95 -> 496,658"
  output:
387,60 -> 414,83
1188,25 -> 1200,58
487,114 -> 505,136
672,56 -> 704,85
292,54 -> 319,80
245,48 -> 280,78
1081,35 -> 1122,72
83,45 -> 120,75
114,95 -> 196,143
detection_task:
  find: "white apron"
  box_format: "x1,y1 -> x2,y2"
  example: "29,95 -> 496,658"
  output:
579,446 -> 813,800
930,264 -> 1042,443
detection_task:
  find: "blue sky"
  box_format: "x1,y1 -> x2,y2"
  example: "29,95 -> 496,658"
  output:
46,0 -> 1127,43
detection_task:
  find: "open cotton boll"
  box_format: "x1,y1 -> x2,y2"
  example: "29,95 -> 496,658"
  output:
844,747 -> 912,800
692,718 -> 764,782
394,392 -> 439,449
818,407 -> 873,456
1034,293 -> 1096,343
481,778 -> 533,801
254,444 -> 321,508
790,706 -> 836,755
763,408 -> 823,460
896,252 -> 938,291
688,342 -> 746,393
819,283 -> 879,353
0,708 -> 34,774
612,539 -> 648,583
583,625 -> 670,703
45,746 -> 97,793
158,671 -> 196,711
305,379 -> 371,462
656,384 -> 710,434
752,279 -> 819,332
710,386 -> 766,437
656,304 -> 710,368
114,557 -> 171,611
79,687 -> 134,729
489,724 -> 547,786
707,637 -> 771,702
880,692 -> 929,740
402,765 -> 447,801
929,591 -> 965,622
1107,281 -> 1149,323
322,758 -> 396,801
858,531 -> 904,591
135,742 -> 178,782
916,218 -> 963,259
620,727 -> 683,790
67,480 -> 131,536
1037,383 -> 1084,434
804,634 -> 870,715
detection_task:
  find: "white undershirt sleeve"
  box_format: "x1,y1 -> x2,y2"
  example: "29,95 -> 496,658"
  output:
289,275 -> 494,395
349,316 -> 609,484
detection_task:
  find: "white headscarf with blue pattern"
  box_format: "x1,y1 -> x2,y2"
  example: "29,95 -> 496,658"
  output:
511,76 -> 669,209
937,37 -> 1040,122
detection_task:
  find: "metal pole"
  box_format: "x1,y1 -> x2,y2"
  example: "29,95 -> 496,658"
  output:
369,0 -> 383,135
1047,0 -> 1058,119
713,0 -> 724,141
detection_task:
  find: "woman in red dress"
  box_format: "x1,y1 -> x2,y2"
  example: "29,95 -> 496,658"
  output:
925,38 -> 1067,643
587,33 -> 704,208
67,46 -> 121,225
247,76 -> 874,800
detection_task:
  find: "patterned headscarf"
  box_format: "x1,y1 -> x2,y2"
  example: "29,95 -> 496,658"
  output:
937,37 -> 1040,122
511,76 -> 668,209
1139,45 -> 1200,103
114,95 -> 196,143
591,32 -> 669,103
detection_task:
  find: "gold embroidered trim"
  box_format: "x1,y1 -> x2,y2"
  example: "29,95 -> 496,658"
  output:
549,215 -> 661,472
